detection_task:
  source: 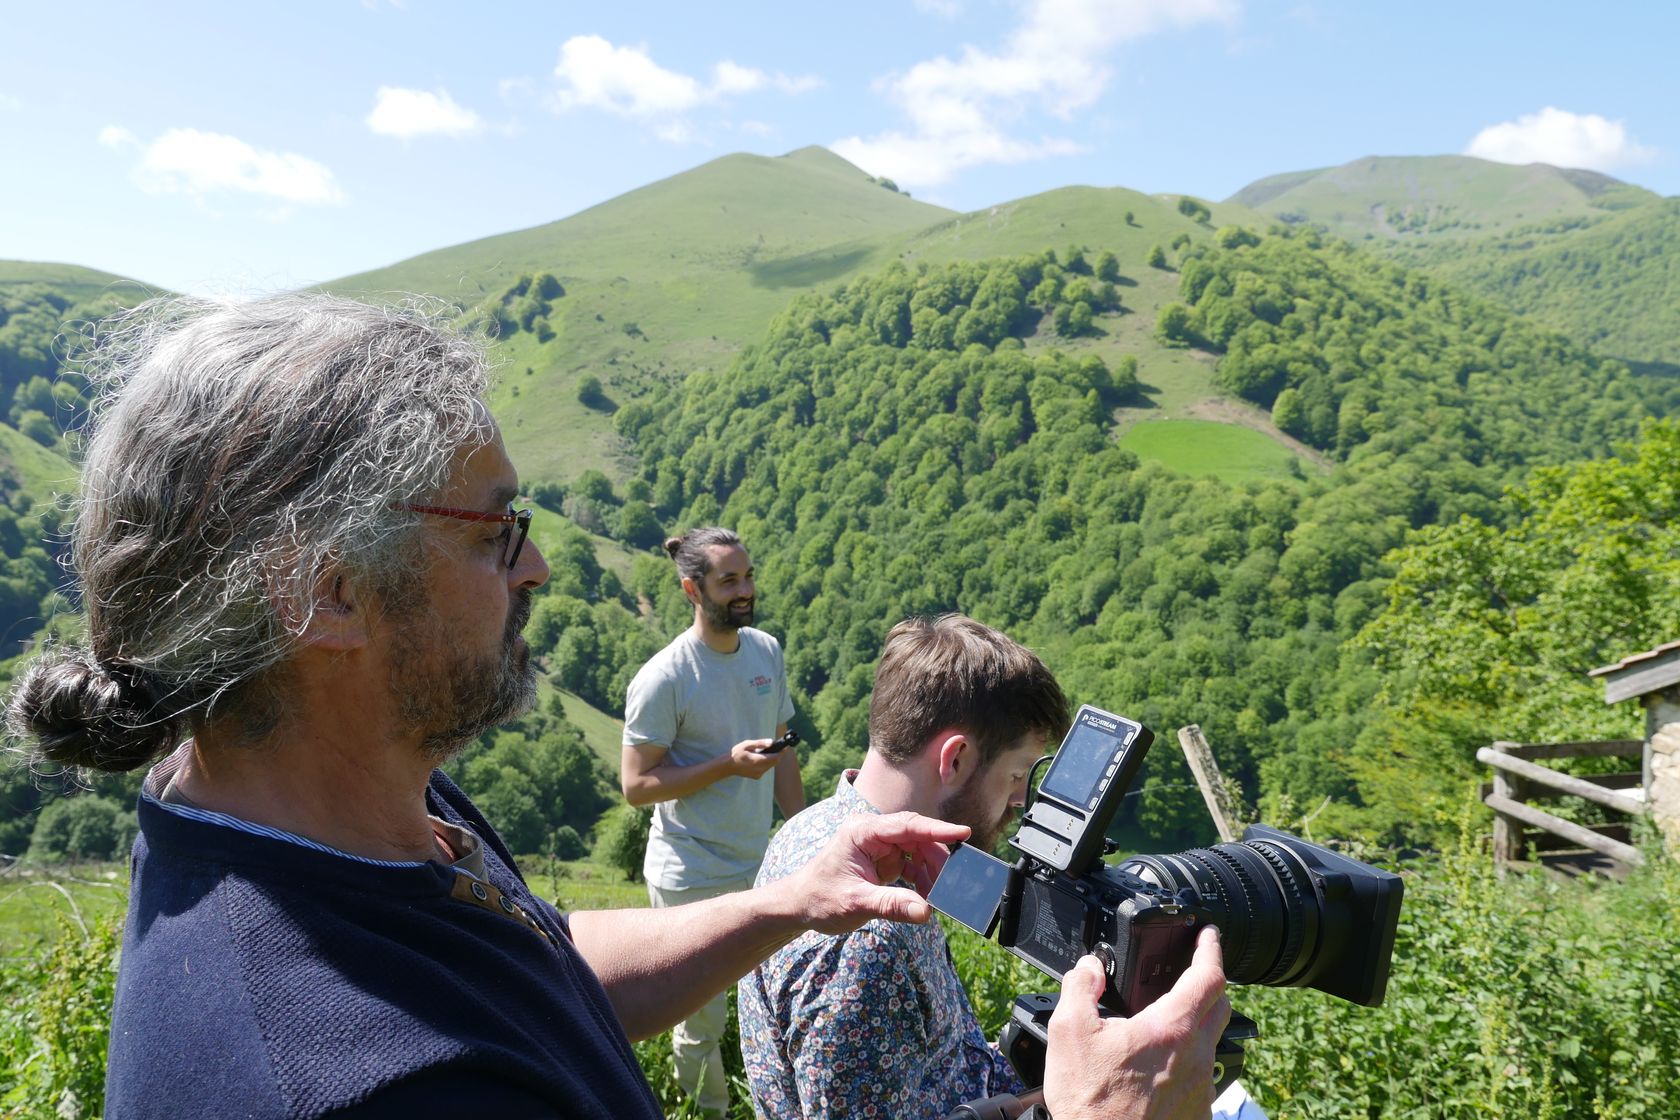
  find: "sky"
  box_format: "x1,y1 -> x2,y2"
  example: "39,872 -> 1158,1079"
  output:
3,0 -> 1676,295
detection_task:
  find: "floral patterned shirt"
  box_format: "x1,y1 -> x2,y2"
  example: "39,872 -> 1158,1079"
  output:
739,772 -> 1022,1119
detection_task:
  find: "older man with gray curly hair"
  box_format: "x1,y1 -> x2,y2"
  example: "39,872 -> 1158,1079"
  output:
8,294 -> 1225,1120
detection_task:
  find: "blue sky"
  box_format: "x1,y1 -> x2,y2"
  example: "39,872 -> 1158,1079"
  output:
3,0 -> 1675,295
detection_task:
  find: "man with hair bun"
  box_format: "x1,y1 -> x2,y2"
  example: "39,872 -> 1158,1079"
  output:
8,294 -> 1225,1120
4,295 -> 969,1119
621,526 -> 804,1117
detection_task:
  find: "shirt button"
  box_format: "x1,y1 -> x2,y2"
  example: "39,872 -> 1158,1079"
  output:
470,881 -> 488,901
499,896 -> 517,914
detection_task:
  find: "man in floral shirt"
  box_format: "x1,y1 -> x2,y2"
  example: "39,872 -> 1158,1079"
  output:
739,614 -> 1069,1119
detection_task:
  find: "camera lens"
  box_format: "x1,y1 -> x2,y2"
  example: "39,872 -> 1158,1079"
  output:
1119,840 -> 1323,988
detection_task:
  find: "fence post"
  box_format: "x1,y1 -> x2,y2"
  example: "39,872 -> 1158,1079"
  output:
1176,725 -> 1242,843
1488,740 -> 1525,867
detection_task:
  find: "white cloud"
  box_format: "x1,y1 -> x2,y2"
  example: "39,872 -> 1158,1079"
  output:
554,35 -> 705,116
366,86 -> 483,138
835,0 -> 1237,187
105,126 -> 346,205
1465,107 -> 1655,172
550,35 -> 819,140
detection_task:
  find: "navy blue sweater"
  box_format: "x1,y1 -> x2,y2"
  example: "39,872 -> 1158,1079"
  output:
105,771 -> 662,1119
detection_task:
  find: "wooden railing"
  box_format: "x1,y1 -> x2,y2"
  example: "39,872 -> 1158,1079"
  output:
1477,740 -> 1648,869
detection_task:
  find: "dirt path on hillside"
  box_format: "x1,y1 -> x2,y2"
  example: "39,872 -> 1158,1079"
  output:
1182,395 -> 1335,471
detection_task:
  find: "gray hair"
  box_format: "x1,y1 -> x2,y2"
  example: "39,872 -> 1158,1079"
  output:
6,294 -> 492,772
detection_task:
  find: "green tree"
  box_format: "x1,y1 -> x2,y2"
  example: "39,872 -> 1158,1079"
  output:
27,796 -> 134,862
1146,243 -> 1168,269
593,803 -> 652,880
1271,387 -> 1307,437
1154,302 -> 1193,345
615,499 -> 664,549
577,374 -> 608,408
1177,196 -> 1212,223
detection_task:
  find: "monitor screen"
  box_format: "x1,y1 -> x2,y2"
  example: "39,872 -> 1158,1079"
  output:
927,843 -> 1011,936
1039,720 -> 1123,807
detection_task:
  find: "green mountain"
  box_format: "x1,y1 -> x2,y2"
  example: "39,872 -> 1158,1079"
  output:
328,147 -> 954,483
1229,154 -> 1656,243
327,148 -> 1277,483
1229,155 -> 1679,370
1391,197 -> 1680,373
0,259 -> 157,305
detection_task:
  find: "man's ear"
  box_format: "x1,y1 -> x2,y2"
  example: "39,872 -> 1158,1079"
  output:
680,574 -> 700,607
935,732 -> 972,788
299,569 -> 370,651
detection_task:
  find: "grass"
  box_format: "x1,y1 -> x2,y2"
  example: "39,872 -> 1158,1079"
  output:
0,259 -> 162,300
552,686 -> 625,768
0,855 -> 649,957
1120,419 -> 1310,485
0,426 -> 78,500
0,864 -> 129,953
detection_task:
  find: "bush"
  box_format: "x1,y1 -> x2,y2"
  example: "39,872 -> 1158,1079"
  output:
593,804 -> 652,881
27,796 -> 134,863
0,914 -> 121,1116
553,825 -> 586,860
577,374 -> 608,409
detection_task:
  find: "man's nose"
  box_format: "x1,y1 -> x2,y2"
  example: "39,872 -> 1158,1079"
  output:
514,539 -> 549,590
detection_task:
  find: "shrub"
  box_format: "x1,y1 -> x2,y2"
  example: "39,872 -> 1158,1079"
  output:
593,804 -> 651,881
0,914 -> 121,1116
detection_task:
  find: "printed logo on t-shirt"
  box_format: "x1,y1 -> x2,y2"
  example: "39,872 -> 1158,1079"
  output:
750,674 -> 774,695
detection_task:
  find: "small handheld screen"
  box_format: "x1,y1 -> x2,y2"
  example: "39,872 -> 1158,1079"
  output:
1039,722 -> 1121,807
1010,706 -> 1151,875
928,843 -> 1012,936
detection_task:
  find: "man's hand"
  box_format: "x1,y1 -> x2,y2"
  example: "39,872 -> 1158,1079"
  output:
1042,925 -> 1231,1120
773,811 -> 970,934
729,738 -> 784,778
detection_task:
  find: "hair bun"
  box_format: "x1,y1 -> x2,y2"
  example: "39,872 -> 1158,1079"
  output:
662,536 -> 684,560
6,648 -> 179,772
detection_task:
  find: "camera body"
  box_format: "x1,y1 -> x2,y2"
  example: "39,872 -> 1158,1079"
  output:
1005,859 -> 1218,1015
929,704 -> 1403,1020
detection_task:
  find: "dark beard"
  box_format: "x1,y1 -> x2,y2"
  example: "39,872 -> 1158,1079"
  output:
700,589 -> 753,631
400,589 -> 538,760
938,776 -> 1018,856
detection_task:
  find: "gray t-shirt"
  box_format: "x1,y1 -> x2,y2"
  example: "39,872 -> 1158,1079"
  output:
623,626 -> 795,889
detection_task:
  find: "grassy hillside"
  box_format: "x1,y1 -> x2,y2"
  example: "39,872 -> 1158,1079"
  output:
327,148 -> 952,482
1230,155 -> 1654,243
1394,197 -> 1680,371
1229,155 -> 1680,370
0,260 -> 158,306
0,424 -> 77,499
328,153 -> 1287,485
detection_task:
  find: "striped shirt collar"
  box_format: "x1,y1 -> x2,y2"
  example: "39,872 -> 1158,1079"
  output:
142,742 -> 486,877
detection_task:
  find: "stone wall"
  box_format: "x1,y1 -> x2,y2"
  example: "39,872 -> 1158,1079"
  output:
1646,688 -> 1680,851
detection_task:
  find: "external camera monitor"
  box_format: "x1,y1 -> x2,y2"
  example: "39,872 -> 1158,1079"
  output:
927,842 -> 1013,937
1010,705 -> 1151,875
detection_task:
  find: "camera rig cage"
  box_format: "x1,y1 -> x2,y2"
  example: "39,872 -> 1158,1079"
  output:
929,704 -> 1403,1109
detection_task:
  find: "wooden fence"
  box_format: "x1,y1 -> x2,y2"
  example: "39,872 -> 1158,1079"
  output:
1477,739 -> 1648,870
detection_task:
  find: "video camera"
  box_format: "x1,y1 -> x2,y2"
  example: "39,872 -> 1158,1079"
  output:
929,704 -> 1403,1101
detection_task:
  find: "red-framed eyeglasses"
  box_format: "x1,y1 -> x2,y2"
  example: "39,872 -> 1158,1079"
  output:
393,503 -> 533,570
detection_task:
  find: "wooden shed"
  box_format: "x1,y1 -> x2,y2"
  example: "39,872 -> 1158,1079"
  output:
1589,639 -> 1680,851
